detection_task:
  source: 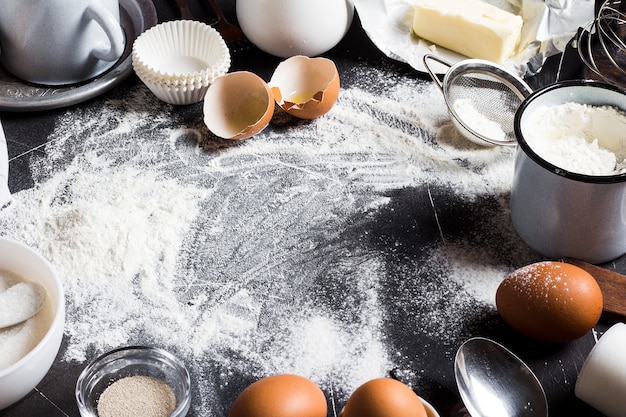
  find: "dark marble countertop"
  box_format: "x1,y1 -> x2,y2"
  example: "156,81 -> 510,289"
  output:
0,1 -> 623,417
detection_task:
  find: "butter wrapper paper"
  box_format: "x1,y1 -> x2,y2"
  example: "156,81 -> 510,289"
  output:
353,0 -> 595,76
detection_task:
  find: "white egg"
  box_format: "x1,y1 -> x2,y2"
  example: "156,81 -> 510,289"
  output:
236,0 -> 355,58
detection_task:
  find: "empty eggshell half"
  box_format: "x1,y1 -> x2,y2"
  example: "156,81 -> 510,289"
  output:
269,56 -> 340,119
203,71 -> 274,140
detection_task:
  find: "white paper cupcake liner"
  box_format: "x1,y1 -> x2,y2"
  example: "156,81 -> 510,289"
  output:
134,62 -> 228,87
144,82 -> 210,106
132,20 -> 230,104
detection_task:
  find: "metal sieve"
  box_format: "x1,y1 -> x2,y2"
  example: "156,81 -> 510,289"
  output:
424,54 -> 533,146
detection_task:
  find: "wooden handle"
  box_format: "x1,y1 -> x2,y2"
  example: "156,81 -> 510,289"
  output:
565,258 -> 626,321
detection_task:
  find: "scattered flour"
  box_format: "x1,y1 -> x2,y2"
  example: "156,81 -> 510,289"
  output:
0,62 -> 538,414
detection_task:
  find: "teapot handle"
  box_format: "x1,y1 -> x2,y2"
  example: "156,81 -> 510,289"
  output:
85,2 -> 125,62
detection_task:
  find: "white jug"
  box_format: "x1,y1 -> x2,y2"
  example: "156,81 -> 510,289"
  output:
0,0 -> 125,85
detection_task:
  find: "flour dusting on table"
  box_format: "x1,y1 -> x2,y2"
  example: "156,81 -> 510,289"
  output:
0,62 -> 538,414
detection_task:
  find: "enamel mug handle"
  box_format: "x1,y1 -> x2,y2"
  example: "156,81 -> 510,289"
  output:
85,2 -> 125,62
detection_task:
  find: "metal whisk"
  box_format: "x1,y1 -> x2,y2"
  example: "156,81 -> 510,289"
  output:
577,0 -> 626,88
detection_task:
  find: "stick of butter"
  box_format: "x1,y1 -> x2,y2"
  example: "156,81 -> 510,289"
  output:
412,0 -> 523,63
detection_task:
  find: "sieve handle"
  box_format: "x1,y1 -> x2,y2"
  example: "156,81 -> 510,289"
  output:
423,54 -> 453,95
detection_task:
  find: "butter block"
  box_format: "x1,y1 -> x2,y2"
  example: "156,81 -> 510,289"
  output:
412,0 -> 523,63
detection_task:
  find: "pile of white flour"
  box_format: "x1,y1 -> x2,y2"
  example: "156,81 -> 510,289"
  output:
522,102 -> 626,176
0,61 -> 538,414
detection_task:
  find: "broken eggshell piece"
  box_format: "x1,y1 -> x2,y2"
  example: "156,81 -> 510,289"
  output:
203,71 -> 274,140
269,56 -> 340,120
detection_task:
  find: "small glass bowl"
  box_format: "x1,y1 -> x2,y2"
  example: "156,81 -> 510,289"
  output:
75,346 -> 191,417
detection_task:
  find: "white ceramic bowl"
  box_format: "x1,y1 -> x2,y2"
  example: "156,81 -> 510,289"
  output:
132,20 -> 231,105
0,237 -> 65,410
0,122 -> 10,207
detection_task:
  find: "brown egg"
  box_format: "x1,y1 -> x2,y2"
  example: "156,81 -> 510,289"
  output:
496,261 -> 603,343
203,71 -> 274,140
341,378 -> 427,417
269,55 -> 340,120
229,374 -> 327,417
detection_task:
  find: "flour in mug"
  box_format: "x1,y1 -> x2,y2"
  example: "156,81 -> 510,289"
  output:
522,102 -> 626,175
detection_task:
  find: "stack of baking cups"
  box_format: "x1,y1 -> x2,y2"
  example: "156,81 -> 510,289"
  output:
132,20 -> 231,105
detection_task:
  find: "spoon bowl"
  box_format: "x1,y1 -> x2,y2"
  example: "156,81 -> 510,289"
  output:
0,281 -> 47,329
0,237 -> 64,410
454,337 -> 548,417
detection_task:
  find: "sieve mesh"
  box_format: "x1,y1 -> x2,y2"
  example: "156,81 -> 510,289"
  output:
447,71 -> 527,143
424,54 -> 533,146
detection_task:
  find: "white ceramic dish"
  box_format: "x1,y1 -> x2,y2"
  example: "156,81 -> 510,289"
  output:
0,238 -> 65,410
0,119 -> 9,207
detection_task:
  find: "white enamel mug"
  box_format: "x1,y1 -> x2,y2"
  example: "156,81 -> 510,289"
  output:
0,0 -> 125,85
511,81 -> 626,264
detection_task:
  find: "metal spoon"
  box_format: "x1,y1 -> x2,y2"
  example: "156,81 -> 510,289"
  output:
454,337 -> 548,417
0,281 -> 47,328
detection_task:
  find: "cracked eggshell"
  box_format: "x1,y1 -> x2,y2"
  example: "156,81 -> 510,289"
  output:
203,71 -> 274,140
269,56 -> 340,120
